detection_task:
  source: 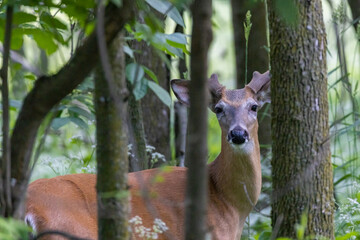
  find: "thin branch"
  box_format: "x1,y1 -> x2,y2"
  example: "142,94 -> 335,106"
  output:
1,4 -> 14,216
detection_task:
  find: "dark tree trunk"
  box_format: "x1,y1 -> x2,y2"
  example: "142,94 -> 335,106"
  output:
231,0 -> 271,156
268,0 -> 334,239
95,32 -> 130,239
131,40 -> 171,165
232,1 -> 269,88
127,91 -> 148,171
184,0 -> 212,239
9,2 -> 134,218
348,0 -> 360,29
1,5 -> 13,217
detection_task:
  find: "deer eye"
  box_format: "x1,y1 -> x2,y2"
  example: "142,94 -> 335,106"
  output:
214,106 -> 223,115
250,104 -> 258,112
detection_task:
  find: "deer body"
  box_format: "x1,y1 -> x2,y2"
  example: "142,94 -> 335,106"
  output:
25,71 -> 270,240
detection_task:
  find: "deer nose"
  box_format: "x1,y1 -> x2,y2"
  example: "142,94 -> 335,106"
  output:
228,128 -> 249,145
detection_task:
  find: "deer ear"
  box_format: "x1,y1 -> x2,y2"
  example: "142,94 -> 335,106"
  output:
247,71 -> 271,107
171,74 -> 224,107
208,74 -> 224,108
171,79 -> 190,106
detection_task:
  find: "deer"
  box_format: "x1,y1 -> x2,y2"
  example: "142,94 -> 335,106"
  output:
25,70 -> 271,240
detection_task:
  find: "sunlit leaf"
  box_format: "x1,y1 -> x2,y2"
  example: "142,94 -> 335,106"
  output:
13,12 -> 37,25
40,12 -> 67,30
142,65 -> 159,84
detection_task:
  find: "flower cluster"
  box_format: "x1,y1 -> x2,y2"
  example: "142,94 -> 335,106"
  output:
129,216 -> 168,240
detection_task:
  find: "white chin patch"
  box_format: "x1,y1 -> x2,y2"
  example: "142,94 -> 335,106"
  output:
229,140 -> 253,153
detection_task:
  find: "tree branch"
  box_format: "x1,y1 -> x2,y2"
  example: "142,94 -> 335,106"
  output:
10,1 -> 135,217
1,4 -> 14,216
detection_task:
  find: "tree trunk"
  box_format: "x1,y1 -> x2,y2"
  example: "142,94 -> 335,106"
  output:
131,39 -> 171,165
231,0 -> 271,156
174,18 -> 188,167
268,0 -> 334,239
127,91 -> 148,171
95,32 -> 130,240
184,0 -> 212,239
348,0 -> 360,30
1,5 -> 13,217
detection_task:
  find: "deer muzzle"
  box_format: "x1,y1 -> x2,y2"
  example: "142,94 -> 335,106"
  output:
228,127 -> 249,145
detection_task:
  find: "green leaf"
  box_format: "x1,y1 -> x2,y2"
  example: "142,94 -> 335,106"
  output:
13,12 -> 37,25
68,106 -> 94,121
32,30 -> 58,55
148,80 -> 171,108
152,33 -> 183,57
51,117 -> 71,130
166,39 -> 189,55
40,12 -> 67,30
61,4 -> 89,26
123,45 -> 134,58
142,66 -> 159,84
69,117 -> 89,129
19,28 -> 59,55
336,232 -> 359,240
133,77 -> 148,101
145,0 -> 185,27
24,73 -> 37,81
258,231 -> 272,240
126,63 -> 145,84
165,32 -> 187,44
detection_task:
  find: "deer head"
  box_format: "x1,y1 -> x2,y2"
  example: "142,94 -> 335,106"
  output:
171,71 -> 271,153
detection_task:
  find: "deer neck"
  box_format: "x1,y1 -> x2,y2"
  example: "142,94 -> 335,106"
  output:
208,130 -> 262,213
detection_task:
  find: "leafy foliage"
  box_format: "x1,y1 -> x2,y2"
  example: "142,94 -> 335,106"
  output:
0,218 -> 31,240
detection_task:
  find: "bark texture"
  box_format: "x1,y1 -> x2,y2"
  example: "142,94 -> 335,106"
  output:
131,39 -> 171,165
184,0 -> 212,239
10,1 -> 134,218
231,1 -> 271,156
268,0 -> 334,239
1,5 -> 13,217
95,33 -> 129,239
127,91 -> 148,171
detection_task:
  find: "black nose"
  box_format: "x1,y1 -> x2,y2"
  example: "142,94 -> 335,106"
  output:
228,128 -> 249,145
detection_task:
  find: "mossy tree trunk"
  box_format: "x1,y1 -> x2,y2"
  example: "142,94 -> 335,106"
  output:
268,0 -> 334,238
95,32 -> 130,239
184,0 -> 212,239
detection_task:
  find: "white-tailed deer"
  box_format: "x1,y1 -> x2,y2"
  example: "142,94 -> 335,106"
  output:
25,71 -> 270,240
